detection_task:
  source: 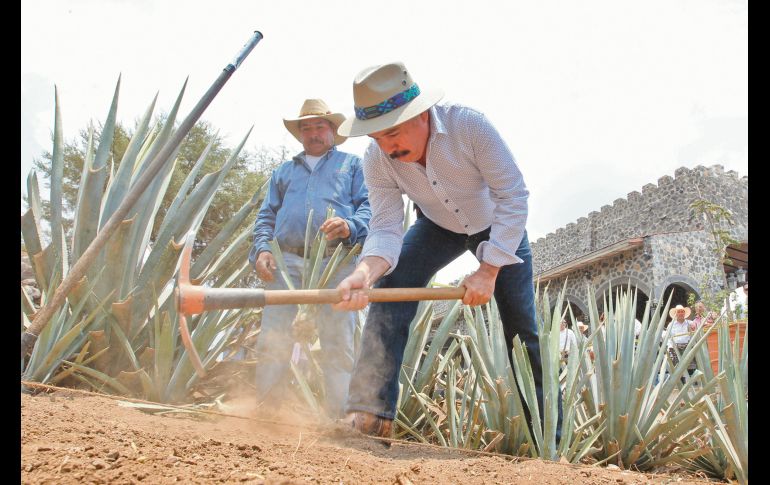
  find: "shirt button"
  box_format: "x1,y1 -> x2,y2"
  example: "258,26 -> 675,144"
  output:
432,181 -> 437,185
455,209 -> 459,213
444,199 -> 449,203
465,224 -> 468,228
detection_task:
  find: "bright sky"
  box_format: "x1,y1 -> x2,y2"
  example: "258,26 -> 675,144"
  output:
21,0 -> 748,283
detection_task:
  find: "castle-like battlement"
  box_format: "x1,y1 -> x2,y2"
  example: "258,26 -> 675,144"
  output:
532,164 -> 748,275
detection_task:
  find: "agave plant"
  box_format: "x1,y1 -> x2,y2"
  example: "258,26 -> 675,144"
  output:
462,302 -> 541,454
525,282 -> 723,470
21,79 -> 268,402
509,281 -> 597,461
681,313 -> 748,484
391,277 -> 747,479
395,299 -> 474,446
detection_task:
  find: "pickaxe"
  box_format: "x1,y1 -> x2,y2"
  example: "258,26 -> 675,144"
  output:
175,235 -> 465,378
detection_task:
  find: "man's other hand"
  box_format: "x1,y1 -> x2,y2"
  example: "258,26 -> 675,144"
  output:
255,251 -> 277,282
319,217 -> 351,241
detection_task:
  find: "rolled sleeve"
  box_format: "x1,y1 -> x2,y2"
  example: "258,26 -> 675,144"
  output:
344,158 -> 371,246
249,170 -> 282,265
360,146 -> 405,274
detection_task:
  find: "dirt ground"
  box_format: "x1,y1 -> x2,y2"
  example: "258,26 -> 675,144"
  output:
21,388 -> 722,485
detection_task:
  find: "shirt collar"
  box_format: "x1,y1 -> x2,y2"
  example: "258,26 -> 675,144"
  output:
293,145 -> 337,164
428,105 -> 447,136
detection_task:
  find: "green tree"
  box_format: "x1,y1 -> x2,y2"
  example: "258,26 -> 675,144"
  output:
31,117 -> 286,247
31,121 -> 131,238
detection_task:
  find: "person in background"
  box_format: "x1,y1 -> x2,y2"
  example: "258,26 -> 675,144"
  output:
576,320 -> 594,361
559,318 -> 578,367
249,98 -> 371,418
689,301 -> 707,332
666,304 -> 696,379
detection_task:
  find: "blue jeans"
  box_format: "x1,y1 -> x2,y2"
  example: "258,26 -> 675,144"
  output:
346,216 -> 562,439
254,252 -> 356,418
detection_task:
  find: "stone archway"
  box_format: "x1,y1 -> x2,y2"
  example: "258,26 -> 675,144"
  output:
594,277 -> 651,322
659,279 -> 700,315
655,274 -> 701,306
551,301 -> 586,326
547,293 -> 588,327
563,295 -> 588,324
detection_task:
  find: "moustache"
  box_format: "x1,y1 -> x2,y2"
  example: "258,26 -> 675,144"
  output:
388,150 -> 410,160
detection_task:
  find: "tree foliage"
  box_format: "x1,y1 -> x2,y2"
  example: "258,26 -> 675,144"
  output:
687,185 -> 741,318
31,117 -> 287,245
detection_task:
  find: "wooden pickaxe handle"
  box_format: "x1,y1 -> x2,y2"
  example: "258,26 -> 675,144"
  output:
266,287 -> 466,305
176,234 -> 466,315
177,286 -> 466,315
175,234 -> 465,379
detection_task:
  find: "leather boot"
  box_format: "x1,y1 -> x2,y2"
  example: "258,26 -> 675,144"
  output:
348,411 -> 393,438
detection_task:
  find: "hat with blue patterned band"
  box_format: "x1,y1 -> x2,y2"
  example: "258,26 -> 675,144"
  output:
283,98 -> 347,146
338,61 -> 444,137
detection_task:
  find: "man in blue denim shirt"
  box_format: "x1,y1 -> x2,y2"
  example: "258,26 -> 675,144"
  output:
248,98 -> 370,418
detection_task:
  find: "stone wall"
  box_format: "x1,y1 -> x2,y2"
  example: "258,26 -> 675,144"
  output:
532,164 -> 748,275
539,230 -> 726,309
539,244 -> 652,315
648,230 -> 723,300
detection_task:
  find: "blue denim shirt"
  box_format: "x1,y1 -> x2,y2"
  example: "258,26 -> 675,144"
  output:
249,147 -> 370,264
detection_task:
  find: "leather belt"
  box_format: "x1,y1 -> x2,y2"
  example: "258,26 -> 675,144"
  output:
282,245 -> 352,258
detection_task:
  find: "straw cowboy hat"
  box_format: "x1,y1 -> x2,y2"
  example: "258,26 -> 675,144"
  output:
668,304 -> 692,319
283,99 -> 347,147
576,321 -> 589,334
337,61 -> 444,137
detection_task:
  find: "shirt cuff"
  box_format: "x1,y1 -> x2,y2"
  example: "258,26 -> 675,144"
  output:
361,241 -> 399,276
344,219 -> 357,245
249,243 -> 272,265
475,240 -> 523,267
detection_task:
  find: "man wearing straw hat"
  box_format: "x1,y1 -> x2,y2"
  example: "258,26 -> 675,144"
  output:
332,62 -> 561,439
666,304 -> 696,377
249,99 -> 371,418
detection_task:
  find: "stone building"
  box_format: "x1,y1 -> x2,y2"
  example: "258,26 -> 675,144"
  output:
531,164 -> 748,322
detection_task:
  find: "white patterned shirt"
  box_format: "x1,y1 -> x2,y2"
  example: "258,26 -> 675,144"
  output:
361,102 -> 529,273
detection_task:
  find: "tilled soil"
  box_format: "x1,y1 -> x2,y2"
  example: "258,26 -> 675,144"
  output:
21,389 -> 720,484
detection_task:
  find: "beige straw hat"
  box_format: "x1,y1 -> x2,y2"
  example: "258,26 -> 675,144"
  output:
283,99 -> 347,147
668,304 -> 692,319
338,61 -> 444,137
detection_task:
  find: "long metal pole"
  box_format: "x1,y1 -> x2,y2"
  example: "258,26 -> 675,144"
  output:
21,31 -> 264,359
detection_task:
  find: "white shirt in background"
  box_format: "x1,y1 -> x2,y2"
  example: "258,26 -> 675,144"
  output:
560,328 -> 578,353
722,287 -> 748,319
667,319 -> 693,348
